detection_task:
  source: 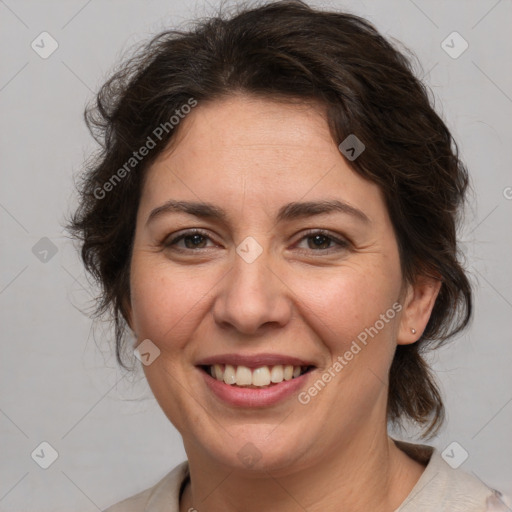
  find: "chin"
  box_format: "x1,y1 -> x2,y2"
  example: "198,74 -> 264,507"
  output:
191,425 -> 315,475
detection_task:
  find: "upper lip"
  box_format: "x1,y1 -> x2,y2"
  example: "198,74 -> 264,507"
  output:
195,353 -> 316,369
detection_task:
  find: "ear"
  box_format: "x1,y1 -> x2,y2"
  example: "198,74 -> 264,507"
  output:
397,274 -> 442,345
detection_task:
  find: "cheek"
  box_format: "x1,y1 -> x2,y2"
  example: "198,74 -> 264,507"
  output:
129,257 -> 219,348
290,260 -> 402,358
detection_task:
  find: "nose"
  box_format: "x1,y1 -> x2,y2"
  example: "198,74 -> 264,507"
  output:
212,247 -> 292,335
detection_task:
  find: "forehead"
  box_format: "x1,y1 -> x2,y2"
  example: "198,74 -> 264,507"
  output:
159,95 -> 335,170
139,95 -> 384,222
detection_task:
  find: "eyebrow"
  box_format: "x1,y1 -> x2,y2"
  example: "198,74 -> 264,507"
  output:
146,199 -> 370,226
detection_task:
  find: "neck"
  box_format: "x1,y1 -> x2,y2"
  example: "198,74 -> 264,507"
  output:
180,433 -> 426,512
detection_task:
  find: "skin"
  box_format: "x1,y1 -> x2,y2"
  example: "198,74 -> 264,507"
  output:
126,94 -> 441,512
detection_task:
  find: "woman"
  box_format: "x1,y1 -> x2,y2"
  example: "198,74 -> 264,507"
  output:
67,1 -> 507,510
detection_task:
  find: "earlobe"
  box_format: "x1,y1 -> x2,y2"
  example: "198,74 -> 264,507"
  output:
397,275 -> 442,345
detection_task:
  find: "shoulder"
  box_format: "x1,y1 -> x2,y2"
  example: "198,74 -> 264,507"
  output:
394,440 -> 509,512
103,461 -> 189,512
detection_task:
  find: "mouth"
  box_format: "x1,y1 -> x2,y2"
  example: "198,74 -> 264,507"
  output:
196,355 -> 317,408
199,363 -> 315,388
195,353 -> 317,407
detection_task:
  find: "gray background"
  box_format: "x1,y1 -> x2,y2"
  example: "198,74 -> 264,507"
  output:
1,0 -> 511,510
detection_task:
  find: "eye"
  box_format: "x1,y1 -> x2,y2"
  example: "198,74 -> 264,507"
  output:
162,228 -> 349,254
295,230 -> 349,254
163,229 -> 217,251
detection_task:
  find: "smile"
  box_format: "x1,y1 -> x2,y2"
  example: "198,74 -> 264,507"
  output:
196,357 -> 316,407
202,363 -> 313,387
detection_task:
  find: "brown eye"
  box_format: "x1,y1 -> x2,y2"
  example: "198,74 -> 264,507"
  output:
307,234 -> 332,250
296,230 -> 349,254
164,230 -> 215,250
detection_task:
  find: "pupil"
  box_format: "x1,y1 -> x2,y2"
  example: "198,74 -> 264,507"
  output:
186,234 -> 205,248
310,234 -> 329,249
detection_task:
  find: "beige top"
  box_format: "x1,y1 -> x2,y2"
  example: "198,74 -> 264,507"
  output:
104,440 -> 508,511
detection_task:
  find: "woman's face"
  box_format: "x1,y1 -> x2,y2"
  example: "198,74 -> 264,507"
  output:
128,95 -> 409,473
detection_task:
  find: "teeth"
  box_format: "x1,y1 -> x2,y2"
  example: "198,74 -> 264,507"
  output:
283,365 -> 294,380
213,364 -> 223,380
235,365 -> 252,385
208,364 -> 308,387
270,365 -> 283,383
223,364 -> 236,385
252,367 -> 271,386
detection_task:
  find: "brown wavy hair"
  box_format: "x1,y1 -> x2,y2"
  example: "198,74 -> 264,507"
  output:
66,0 -> 472,438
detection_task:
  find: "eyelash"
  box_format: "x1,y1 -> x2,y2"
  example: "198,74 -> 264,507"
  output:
163,229 -> 349,255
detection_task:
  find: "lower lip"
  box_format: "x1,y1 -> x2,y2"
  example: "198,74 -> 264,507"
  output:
199,368 -> 312,408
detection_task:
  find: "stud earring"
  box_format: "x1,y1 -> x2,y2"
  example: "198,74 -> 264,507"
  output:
411,328 -> 417,334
